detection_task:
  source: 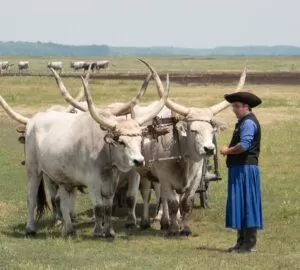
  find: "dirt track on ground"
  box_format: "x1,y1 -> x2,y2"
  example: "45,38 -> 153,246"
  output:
1,72 -> 300,85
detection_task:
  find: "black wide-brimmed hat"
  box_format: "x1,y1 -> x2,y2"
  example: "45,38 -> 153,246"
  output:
224,91 -> 262,108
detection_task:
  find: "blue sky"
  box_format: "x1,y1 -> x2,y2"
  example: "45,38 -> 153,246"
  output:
1,0 -> 299,48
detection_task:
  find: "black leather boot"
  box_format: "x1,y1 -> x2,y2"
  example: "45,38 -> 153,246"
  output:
228,229 -> 244,252
239,228 -> 257,253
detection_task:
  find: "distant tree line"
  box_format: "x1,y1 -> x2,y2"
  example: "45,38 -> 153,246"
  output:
1,41 -> 300,56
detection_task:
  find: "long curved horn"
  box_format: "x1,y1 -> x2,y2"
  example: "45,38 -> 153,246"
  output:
65,70 -> 91,113
0,96 -> 29,124
110,73 -> 152,116
209,67 -> 247,115
50,68 -> 88,112
135,73 -> 170,126
80,76 -> 117,129
138,59 -> 190,116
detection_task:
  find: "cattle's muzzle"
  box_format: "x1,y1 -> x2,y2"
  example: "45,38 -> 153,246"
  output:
204,147 -> 214,156
133,159 -> 145,167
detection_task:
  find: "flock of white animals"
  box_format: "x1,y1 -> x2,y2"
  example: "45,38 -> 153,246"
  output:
0,60 -> 30,73
0,59 -> 247,238
0,60 -> 109,74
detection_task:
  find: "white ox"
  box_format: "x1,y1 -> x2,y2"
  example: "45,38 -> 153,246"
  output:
70,61 -> 85,71
47,62 -> 63,74
23,69 -> 169,237
18,61 -> 29,72
0,69 -> 151,229
0,61 -> 13,73
95,60 -> 109,71
50,68 -> 153,228
133,60 -> 247,236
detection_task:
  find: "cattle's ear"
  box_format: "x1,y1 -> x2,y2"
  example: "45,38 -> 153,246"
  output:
176,121 -> 187,137
212,120 -> 227,133
104,134 -> 117,145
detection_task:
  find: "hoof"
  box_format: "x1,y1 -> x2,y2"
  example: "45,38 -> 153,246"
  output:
140,219 -> 151,230
54,220 -> 63,227
106,228 -> 116,238
94,228 -> 116,239
70,215 -> 76,223
166,230 -> 180,237
100,232 -> 116,238
125,222 -> 136,229
63,230 -> 76,238
160,222 -> 170,231
62,227 -> 76,237
180,228 -> 192,237
25,230 -> 36,237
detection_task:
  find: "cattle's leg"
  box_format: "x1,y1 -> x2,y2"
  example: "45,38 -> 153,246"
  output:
69,189 -> 77,222
180,173 -> 201,237
161,183 -> 180,235
99,169 -> 120,238
101,197 -> 115,237
90,171 -> 118,238
55,194 -> 62,223
88,180 -> 105,237
153,182 -> 163,221
43,174 -> 61,222
92,195 -> 115,238
160,198 -> 170,230
159,181 -> 171,230
125,170 -> 140,228
25,173 -> 42,235
58,186 -> 74,236
140,177 -> 151,229
180,194 -> 194,236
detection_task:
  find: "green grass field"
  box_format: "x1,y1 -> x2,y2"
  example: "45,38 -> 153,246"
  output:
2,56 -> 300,73
0,68 -> 300,269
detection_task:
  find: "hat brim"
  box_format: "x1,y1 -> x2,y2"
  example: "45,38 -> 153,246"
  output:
224,92 -> 262,108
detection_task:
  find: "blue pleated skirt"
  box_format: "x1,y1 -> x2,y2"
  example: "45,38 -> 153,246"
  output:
226,165 -> 263,229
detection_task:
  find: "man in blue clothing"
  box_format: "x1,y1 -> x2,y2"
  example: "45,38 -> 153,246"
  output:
220,91 -> 263,253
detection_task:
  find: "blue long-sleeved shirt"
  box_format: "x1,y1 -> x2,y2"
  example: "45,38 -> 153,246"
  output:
239,115 -> 257,150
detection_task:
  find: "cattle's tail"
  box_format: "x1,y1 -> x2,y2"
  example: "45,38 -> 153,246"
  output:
36,179 -> 50,220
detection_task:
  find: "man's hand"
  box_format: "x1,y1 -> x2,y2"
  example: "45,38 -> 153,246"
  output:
220,146 -> 229,156
220,143 -> 246,156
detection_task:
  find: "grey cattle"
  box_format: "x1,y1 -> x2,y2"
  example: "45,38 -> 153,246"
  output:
47,61 -> 63,74
24,66 -> 169,237
134,60 -> 247,236
0,69 -> 150,230
18,61 -> 29,73
51,68 -> 152,228
70,61 -> 85,71
95,60 -> 109,71
0,61 -> 13,74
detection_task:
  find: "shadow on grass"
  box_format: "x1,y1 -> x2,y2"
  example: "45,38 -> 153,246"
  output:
2,203 -> 165,240
196,246 -> 228,253
2,217 -> 62,239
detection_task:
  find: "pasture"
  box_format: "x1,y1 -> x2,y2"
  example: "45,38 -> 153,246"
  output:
1,56 -> 300,74
0,60 -> 300,269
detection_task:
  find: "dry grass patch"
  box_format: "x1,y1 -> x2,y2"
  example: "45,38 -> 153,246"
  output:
0,202 -> 18,215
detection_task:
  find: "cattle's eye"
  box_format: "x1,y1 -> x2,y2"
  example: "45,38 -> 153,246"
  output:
190,130 -> 198,134
119,140 -> 126,147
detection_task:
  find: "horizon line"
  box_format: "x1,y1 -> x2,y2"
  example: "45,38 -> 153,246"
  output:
1,40 -> 300,50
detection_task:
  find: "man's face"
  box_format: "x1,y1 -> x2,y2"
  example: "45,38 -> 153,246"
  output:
232,102 -> 250,118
